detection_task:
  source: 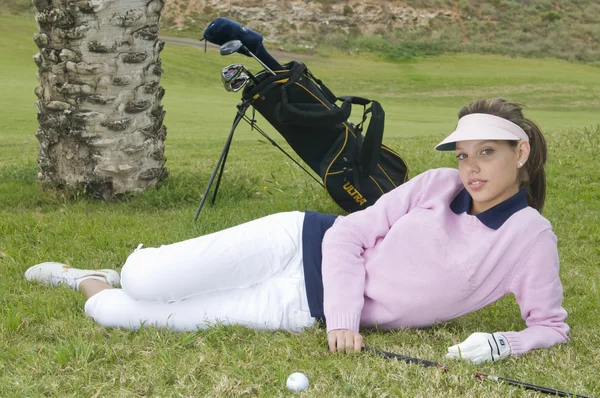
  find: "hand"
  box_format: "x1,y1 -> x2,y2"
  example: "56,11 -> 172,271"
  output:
446,332 -> 511,364
327,329 -> 364,352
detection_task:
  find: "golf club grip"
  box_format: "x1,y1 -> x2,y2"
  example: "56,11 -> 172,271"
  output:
475,373 -> 590,398
363,346 -> 448,370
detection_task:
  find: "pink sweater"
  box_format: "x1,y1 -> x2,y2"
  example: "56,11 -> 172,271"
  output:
322,168 -> 569,356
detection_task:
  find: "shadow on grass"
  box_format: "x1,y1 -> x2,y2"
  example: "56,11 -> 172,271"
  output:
0,159 -> 340,218
0,161 -> 275,209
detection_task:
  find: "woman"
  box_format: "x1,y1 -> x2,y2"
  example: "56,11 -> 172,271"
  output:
25,98 -> 569,364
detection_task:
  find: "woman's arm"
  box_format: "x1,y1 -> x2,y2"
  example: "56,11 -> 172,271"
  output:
322,169 -> 440,335
446,229 -> 569,364
502,230 -> 570,355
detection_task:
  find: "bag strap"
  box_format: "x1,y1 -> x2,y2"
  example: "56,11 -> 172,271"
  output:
304,68 -> 338,104
358,100 -> 385,177
277,63 -> 353,126
337,96 -> 372,106
277,66 -> 385,177
337,96 -> 371,134
278,90 -> 352,126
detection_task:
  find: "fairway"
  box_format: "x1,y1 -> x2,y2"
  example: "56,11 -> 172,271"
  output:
1,15 -> 599,164
0,14 -> 599,398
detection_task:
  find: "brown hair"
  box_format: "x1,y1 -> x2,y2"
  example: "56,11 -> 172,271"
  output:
458,98 -> 548,212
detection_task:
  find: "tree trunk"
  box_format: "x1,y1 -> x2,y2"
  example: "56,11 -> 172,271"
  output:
32,0 -> 168,200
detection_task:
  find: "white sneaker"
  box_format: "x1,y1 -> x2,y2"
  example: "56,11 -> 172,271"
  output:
25,262 -> 120,290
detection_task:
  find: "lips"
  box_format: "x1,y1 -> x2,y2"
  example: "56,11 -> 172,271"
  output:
468,179 -> 487,191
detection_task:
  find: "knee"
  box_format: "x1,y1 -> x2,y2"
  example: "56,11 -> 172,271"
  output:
120,249 -> 145,281
84,289 -> 126,328
120,248 -> 159,300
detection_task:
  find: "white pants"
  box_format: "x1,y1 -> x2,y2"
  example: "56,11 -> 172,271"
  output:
84,211 -> 315,332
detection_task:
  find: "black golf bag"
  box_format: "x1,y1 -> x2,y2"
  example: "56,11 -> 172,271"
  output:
241,61 -> 409,213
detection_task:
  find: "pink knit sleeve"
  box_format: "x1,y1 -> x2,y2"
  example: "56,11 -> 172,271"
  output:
502,230 -> 570,355
322,169 -> 438,333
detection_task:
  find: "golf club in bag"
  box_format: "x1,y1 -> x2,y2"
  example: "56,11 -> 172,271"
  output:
195,19 -> 409,219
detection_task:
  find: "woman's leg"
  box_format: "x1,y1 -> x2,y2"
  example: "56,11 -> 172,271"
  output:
120,211 -> 305,303
80,279 -> 112,300
84,252 -> 314,332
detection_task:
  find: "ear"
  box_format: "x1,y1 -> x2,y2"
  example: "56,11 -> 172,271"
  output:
516,141 -> 530,168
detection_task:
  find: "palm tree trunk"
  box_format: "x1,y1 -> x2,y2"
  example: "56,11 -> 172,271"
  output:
33,0 -> 168,200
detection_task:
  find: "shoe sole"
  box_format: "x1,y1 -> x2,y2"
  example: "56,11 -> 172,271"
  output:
24,262 -> 67,284
25,262 -> 121,287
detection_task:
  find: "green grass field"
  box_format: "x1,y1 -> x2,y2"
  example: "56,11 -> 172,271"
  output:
0,14 -> 599,397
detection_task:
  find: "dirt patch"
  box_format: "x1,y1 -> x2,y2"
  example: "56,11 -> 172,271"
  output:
162,0 -> 455,41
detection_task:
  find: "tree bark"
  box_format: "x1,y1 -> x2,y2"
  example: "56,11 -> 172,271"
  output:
33,0 -> 168,200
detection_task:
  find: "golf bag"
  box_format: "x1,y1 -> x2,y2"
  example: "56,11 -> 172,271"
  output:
241,62 -> 409,212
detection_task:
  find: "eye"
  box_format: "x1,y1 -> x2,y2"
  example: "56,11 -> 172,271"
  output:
480,148 -> 495,156
456,153 -> 466,160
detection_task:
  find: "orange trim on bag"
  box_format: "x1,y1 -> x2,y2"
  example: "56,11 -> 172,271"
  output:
325,169 -> 351,176
377,162 -> 396,187
369,175 -> 384,194
294,82 -> 357,139
323,125 -> 349,188
294,82 -> 330,109
381,145 -> 410,182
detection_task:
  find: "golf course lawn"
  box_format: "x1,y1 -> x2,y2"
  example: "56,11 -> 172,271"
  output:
0,14 -> 599,397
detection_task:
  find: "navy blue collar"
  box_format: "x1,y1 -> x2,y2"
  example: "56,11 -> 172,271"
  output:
450,187 -> 528,230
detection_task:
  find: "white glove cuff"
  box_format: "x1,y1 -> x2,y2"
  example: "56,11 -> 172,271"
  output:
491,332 -> 511,359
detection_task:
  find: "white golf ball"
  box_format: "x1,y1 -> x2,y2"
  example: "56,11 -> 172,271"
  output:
286,372 -> 309,391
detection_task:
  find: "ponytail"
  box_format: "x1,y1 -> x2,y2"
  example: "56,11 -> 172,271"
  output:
458,98 -> 548,212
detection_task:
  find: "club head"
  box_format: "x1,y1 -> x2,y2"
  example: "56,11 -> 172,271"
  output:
221,64 -> 244,84
230,74 -> 249,92
220,40 -> 243,56
223,73 -> 249,92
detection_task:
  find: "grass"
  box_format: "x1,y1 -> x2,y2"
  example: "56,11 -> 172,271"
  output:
1,14 -> 599,397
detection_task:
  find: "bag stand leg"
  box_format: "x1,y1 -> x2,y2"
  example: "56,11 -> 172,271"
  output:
194,99 -> 252,222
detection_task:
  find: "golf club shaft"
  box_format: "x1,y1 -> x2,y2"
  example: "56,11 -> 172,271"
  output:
242,45 -> 276,75
363,346 -> 448,370
475,373 -> 590,398
365,347 -> 591,398
241,66 -> 260,84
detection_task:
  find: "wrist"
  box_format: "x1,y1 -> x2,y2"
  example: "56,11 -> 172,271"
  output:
492,332 -> 511,358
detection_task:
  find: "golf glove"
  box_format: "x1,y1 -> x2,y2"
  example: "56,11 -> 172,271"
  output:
446,332 -> 511,364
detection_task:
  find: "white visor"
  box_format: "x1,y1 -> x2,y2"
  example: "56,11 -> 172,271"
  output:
435,113 -> 529,151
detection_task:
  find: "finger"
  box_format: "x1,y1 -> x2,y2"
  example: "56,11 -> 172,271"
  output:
466,354 -> 486,364
336,333 -> 346,352
328,333 -> 337,352
455,343 -> 477,355
353,334 -> 364,352
453,346 -> 464,360
344,333 -> 354,352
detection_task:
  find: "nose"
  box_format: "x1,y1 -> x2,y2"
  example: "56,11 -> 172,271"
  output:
465,157 -> 480,173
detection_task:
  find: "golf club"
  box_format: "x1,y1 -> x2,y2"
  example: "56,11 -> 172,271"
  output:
221,64 -> 244,83
229,75 -> 249,92
363,346 -> 591,397
223,73 -> 249,92
363,346 -> 449,370
220,39 -> 276,75
221,64 -> 260,85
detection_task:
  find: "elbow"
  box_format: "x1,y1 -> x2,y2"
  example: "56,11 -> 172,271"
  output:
551,310 -> 570,342
557,321 -> 570,343
537,320 -> 570,345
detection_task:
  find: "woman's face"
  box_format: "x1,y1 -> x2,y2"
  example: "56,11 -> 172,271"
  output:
455,140 -> 528,214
